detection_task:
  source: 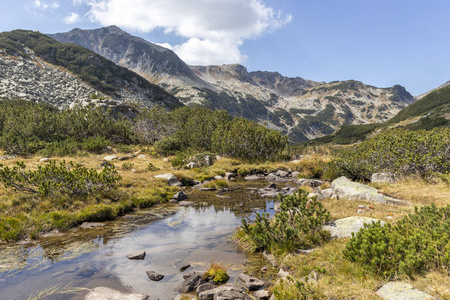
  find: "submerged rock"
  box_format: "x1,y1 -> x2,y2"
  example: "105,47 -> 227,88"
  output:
85,287 -> 149,300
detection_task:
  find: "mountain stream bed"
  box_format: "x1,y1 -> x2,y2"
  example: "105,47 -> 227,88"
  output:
0,181 -> 278,300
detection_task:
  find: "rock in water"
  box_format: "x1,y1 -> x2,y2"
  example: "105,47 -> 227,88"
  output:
146,271 -> 164,281
126,250 -> 146,260
172,191 -> 188,201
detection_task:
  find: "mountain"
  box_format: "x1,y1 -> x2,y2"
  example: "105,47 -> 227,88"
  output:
0,30 -> 181,111
50,26 -> 416,143
309,82 -> 450,145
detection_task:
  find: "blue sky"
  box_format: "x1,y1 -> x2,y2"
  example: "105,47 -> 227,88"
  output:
1,0 -> 450,95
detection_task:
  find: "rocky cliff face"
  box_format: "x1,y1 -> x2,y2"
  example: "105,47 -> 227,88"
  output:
0,30 -> 181,112
50,26 -> 416,142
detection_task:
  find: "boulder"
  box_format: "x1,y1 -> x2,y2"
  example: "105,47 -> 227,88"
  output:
254,290 -> 270,299
296,179 -> 323,188
177,272 -> 206,293
172,191 -> 188,201
291,171 -> 300,179
126,250 -> 146,260
323,216 -> 385,239
186,162 -> 198,169
103,155 -> 117,161
39,158 -> 50,162
238,273 -> 265,291
119,156 -> 132,161
198,284 -> 251,300
196,282 -> 216,294
146,271 -> 164,281
376,282 -> 435,300
100,161 -> 113,168
85,287 -> 149,300
331,176 -> 407,205
214,175 -> 224,180
276,170 -> 291,178
154,173 -> 182,187
204,156 -> 214,166
320,188 -> 334,198
263,251 -> 277,267
137,154 -> 146,159
371,172 -> 396,183
224,172 -> 237,180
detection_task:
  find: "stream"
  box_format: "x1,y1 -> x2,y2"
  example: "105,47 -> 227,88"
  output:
0,181 -> 277,300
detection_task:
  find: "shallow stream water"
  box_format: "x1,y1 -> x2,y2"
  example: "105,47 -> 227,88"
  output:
0,181 -> 277,300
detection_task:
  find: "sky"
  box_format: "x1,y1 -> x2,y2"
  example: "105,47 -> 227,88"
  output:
1,0 -> 450,95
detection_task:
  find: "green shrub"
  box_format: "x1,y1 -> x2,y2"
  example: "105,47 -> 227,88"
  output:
0,160 -> 121,200
0,217 -> 25,241
146,163 -> 160,172
121,162 -> 134,170
241,189 -> 331,255
343,203 -> 450,278
170,155 -> 185,168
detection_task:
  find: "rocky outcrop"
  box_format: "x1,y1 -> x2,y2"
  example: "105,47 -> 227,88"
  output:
376,282 -> 435,300
323,216 -> 385,239
85,287 -> 149,300
154,173 -> 182,186
331,176 -> 407,205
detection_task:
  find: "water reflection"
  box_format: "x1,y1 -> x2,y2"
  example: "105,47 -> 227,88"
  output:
0,181 -> 277,300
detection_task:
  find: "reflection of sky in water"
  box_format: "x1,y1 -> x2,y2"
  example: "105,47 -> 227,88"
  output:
0,183 -> 276,300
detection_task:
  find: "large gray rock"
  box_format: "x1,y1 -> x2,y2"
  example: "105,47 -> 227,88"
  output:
376,282 -> 435,300
198,284 -> 251,300
177,272 -> 206,293
103,155 -> 117,161
296,178 -> 323,188
371,172 -> 396,183
238,273 -> 265,291
172,191 -> 188,201
323,216 -> 385,239
85,287 -> 149,300
331,176 -> 407,205
154,173 -> 182,186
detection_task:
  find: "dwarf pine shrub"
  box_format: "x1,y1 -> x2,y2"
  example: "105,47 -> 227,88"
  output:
0,160 -> 121,199
343,203 -> 450,278
241,189 -> 330,255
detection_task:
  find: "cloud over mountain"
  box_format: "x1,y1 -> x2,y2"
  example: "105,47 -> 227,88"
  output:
76,0 -> 291,65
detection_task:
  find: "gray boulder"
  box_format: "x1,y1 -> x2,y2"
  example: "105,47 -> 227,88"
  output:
85,287 -> 149,300
224,172 -> 237,180
196,282 -> 216,294
320,188 -> 334,198
296,178 -> 323,188
254,290 -> 270,299
371,172 -> 396,183
172,191 -> 188,201
126,250 -> 146,260
245,174 -> 265,181
376,282 -> 435,300
238,273 -> 265,291
276,170 -> 291,178
186,162 -> 198,169
331,176 -> 407,205
154,173 -> 182,187
146,271 -> 164,281
323,216 -> 385,239
177,272 -> 206,293
103,155 -> 117,161
198,284 -> 251,300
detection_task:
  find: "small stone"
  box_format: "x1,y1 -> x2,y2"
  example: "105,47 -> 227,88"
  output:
261,266 -> 269,272
180,264 -> 191,272
277,268 -> 290,279
254,290 -> 270,299
146,271 -> 164,281
238,273 -> 265,291
263,251 -> 277,267
127,250 -> 146,260
186,162 -> 198,169
214,175 -> 223,180
100,161 -> 113,167
119,156 -> 132,161
137,154 -> 146,158
39,158 -> 50,162
103,155 -> 117,161
357,209 -> 366,214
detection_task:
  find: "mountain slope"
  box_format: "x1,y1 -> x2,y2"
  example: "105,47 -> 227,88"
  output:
50,26 -> 416,142
0,30 -> 181,110
309,83 -> 450,145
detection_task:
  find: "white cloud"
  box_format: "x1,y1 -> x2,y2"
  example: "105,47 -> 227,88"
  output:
80,0 -> 291,65
64,12 -> 81,24
33,0 -> 59,9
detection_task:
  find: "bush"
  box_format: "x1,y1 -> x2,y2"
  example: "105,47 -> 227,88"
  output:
0,160 -> 121,200
343,203 -> 450,278
241,189 -> 330,255
325,128 -> 450,181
